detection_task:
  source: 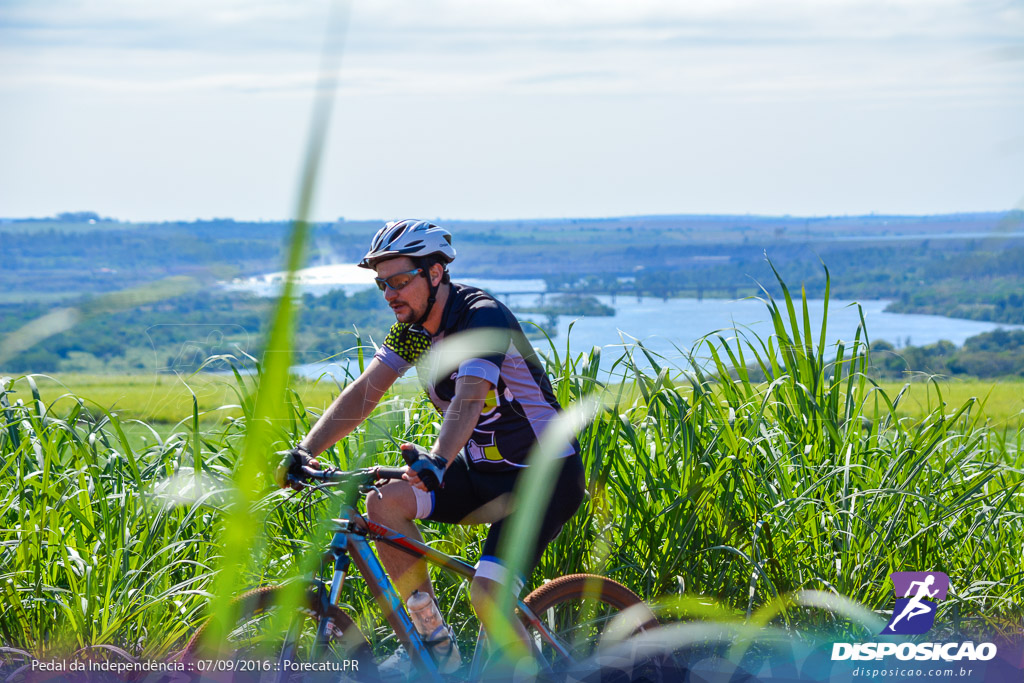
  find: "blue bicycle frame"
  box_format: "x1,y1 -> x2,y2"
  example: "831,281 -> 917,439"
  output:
319,500 -> 570,681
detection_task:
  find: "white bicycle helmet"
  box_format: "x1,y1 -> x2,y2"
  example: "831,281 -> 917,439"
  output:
360,219 -> 456,327
358,219 -> 456,269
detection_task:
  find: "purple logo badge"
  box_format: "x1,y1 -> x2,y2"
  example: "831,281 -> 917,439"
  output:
882,571 -> 950,635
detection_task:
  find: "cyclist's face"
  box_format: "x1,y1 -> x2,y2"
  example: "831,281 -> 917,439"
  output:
375,257 -> 429,324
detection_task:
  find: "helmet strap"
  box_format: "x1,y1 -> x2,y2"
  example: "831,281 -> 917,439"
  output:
413,261 -> 440,328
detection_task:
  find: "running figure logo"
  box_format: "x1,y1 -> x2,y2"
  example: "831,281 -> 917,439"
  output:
882,571 -> 950,635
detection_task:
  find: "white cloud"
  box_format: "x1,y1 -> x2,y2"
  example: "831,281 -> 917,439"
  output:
4,0 -> 1020,104
348,0 -> 1023,43
1,0 -> 1021,220
4,0 -> 1022,51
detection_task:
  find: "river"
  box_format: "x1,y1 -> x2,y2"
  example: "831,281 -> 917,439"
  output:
222,268 -> 1023,379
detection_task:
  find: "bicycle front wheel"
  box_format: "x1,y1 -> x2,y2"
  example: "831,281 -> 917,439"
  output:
180,584 -> 377,683
522,574 -> 657,666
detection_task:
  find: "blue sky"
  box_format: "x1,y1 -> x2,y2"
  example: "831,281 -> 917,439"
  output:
1,0 -> 1021,222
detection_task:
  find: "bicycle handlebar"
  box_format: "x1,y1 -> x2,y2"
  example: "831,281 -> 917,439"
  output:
372,466 -> 408,480
288,464 -> 407,488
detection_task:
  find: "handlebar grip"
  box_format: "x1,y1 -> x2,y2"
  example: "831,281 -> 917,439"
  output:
301,465 -> 334,480
375,467 -> 407,480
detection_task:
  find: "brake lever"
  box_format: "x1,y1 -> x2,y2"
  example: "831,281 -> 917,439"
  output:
363,484 -> 383,500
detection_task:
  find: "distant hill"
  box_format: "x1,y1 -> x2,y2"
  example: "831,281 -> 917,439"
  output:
2,209 -> 1021,314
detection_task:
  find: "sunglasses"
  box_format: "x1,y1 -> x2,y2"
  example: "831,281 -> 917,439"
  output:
374,268 -> 423,292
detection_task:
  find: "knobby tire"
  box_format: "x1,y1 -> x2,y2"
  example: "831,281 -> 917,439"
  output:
523,573 -> 658,667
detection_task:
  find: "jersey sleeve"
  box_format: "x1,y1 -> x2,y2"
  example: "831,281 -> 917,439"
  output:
454,305 -> 513,387
374,323 -> 432,375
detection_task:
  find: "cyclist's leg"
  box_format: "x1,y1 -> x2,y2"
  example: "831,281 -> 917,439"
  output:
365,479 -> 432,599
367,454 -> 497,601
484,452 -> 585,575
529,452 -> 586,566
471,570 -> 532,659
470,453 -> 587,657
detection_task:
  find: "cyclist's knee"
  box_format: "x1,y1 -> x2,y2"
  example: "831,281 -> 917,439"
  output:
365,480 -> 419,522
364,485 -> 393,520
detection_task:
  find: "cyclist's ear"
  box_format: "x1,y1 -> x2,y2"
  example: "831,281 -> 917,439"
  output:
427,261 -> 446,287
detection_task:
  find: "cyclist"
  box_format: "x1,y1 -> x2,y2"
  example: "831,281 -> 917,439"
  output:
279,219 -> 586,671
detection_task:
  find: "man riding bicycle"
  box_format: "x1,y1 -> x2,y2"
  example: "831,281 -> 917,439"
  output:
279,219 -> 586,672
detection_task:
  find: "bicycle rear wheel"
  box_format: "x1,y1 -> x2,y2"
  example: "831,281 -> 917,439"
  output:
522,574 -> 657,667
181,584 -> 377,683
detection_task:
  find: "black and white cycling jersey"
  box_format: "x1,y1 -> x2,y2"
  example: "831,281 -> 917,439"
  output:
374,283 -> 577,472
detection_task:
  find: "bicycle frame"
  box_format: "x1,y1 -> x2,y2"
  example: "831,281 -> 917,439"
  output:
319,499 -> 572,681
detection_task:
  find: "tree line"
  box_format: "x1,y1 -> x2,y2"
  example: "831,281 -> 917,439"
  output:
0,289 -> 394,374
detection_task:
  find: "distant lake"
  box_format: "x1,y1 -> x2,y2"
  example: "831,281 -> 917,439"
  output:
511,295 -> 1020,374
221,267 -> 1024,379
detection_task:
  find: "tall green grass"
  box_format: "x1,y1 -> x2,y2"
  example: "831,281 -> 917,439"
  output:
536,268 -> 1024,637
2,265 -> 1021,657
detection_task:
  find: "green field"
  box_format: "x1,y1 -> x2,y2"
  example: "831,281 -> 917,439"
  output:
9,372 -> 344,425
8,373 -> 1022,430
5,370 -> 1021,460
873,377 -> 1024,431
0,371 -> 425,452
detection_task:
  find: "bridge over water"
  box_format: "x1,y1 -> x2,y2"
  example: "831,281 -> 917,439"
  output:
488,285 -> 746,304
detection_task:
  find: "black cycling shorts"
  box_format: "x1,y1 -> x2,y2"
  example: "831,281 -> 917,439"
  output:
424,452 -> 586,578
